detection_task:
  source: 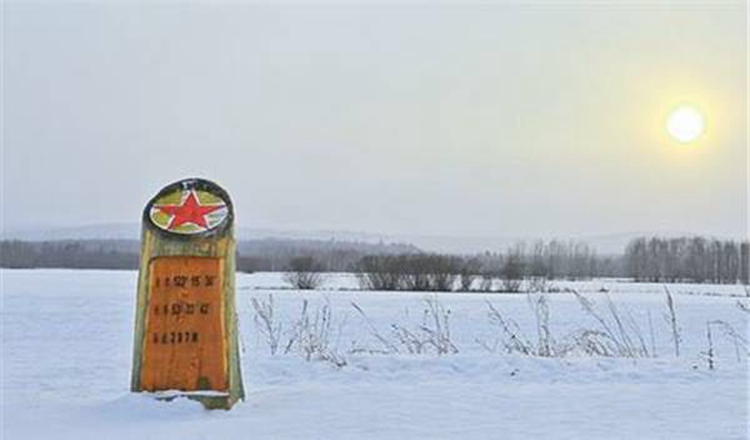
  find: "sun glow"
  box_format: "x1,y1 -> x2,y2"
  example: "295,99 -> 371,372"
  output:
666,105 -> 705,144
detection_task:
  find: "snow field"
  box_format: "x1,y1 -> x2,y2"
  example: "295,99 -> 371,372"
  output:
1,270 -> 748,439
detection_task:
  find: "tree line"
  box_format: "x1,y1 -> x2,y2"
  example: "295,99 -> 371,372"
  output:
351,240 -> 624,292
2,236 -> 748,286
236,238 -> 417,272
0,239 -> 417,272
0,240 -> 138,270
625,237 -> 749,284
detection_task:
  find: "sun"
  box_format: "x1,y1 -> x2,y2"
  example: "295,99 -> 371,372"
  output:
666,105 -> 705,143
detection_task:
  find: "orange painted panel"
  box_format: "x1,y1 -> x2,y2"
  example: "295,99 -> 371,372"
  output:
141,257 -> 227,392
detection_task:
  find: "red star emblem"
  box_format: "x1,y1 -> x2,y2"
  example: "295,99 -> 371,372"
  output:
154,191 -> 224,230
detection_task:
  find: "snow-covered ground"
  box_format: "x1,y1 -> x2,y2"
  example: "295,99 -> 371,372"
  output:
1,270 -> 748,439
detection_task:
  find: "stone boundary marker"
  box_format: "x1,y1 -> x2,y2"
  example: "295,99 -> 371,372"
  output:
130,178 -> 244,409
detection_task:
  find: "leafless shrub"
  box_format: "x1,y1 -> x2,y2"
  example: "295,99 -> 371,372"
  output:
390,324 -> 428,354
350,296 -> 458,356
528,293 -> 553,356
482,293 -> 564,357
571,291 -> 650,358
282,256 -> 326,290
483,301 -> 534,355
350,302 -> 397,354
287,298 -> 346,367
737,300 -> 750,314
458,259 -> 480,292
612,296 -> 650,357
479,272 -> 495,292
500,253 -> 524,293
479,288 -> 746,363
664,286 -> 681,357
406,255 -> 461,292
526,277 -> 550,293
458,274 -> 476,292
648,310 -> 657,357
481,291 -> 653,359
705,320 -> 749,367
250,294 -> 282,355
568,329 -> 619,357
356,255 -> 405,291
402,257 -> 432,291
420,296 -> 459,355
500,279 -> 523,294
356,254 -> 462,292
705,321 -> 715,370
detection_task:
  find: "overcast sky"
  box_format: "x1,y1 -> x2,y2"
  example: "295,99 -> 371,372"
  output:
2,2 -> 747,239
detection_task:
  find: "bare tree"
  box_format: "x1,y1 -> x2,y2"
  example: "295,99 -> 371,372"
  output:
479,271 -> 495,292
500,252 -> 524,293
625,236 -> 749,284
458,258 -> 480,291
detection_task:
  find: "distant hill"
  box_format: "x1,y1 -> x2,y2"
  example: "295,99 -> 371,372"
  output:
0,236 -> 419,272
1,223 -> 397,246
1,223 -> 141,241
1,223 -> 733,255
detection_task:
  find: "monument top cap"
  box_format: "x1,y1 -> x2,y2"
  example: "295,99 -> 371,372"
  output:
143,178 -> 233,238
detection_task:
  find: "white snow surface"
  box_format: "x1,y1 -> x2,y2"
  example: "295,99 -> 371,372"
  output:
1,270 -> 748,439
